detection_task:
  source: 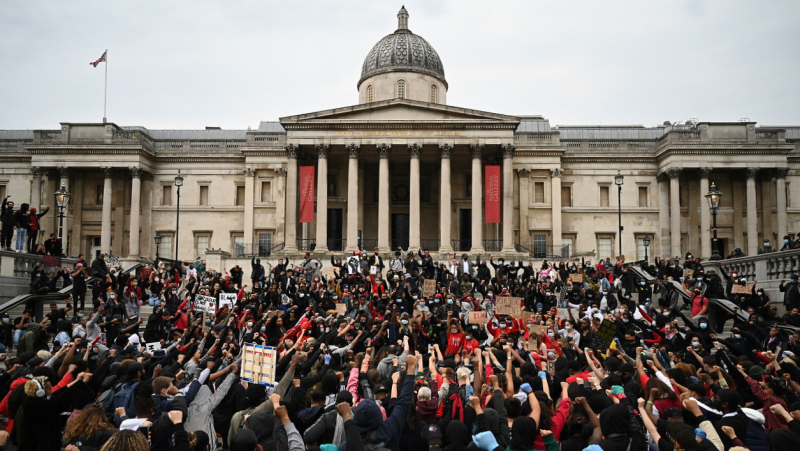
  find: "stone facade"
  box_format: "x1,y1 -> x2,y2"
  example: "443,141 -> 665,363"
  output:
1,8 -> 799,269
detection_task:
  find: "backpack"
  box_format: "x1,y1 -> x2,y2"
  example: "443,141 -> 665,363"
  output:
112,381 -> 140,418
437,381 -> 464,423
95,382 -> 123,416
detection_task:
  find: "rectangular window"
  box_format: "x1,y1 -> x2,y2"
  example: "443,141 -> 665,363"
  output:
234,236 -> 245,257
96,185 -> 104,205
0,185 -> 6,200
195,235 -> 209,258
327,176 -> 337,198
598,237 -> 613,261
162,186 -> 172,206
638,186 -> 649,207
199,186 -> 209,206
466,175 -> 472,197
158,235 -> 173,259
787,182 -> 791,208
637,237 -> 647,261
561,237 -> 574,259
235,185 -> 245,206
600,186 -> 610,207
261,181 -> 272,203
561,186 -> 572,207
258,233 -> 272,256
534,181 -> 545,203
533,235 -> 547,259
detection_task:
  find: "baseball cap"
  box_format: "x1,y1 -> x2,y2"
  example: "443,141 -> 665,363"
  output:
664,407 -> 682,418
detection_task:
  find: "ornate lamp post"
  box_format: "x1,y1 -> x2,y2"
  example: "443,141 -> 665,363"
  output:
614,170 -> 624,256
154,233 -> 162,260
174,170 -> 184,261
705,182 -> 723,260
54,185 -> 71,249
643,235 -> 651,263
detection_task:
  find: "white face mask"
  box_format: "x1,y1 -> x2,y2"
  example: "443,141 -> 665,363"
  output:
246,321 -> 253,328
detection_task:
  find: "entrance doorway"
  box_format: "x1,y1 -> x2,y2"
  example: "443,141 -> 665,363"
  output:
458,209 -> 472,251
391,214 -> 409,249
327,209 -> 344,251
90,236 -> 101,259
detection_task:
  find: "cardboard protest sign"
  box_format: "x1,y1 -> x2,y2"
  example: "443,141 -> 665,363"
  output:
732,284 -> 753,294
684,268 -> 694,279
194,294 -> 217,313
423,279 -> 436,298
529,324 -> 548,337
521,311 -> 534,324
241,343 -> 278,386
145,342 -> 161,353
326,264 -> 336,280
557,308 -> 580,319
595,319 -> 618,343
494,297 -> 521,316
219,293 -> 237,309
335,303 -> 347,315
588,334 -> 610,351
468,311 -> 488,324
106,255 -> 120,268
615,255 -> 625,263
569,274 -> 583,283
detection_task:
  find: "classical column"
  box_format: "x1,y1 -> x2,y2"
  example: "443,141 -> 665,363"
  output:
550,168 -> 563,255
128,167 -> 143,257
776,168 -> 789,241
345,144 -> 360,252
30,167 -> 42,208
377,144 -> 391,252
668,168 -> 681,258
470,144 -> 484,252
658,175 -> 670,258
58,167 -> 70,250
101,167 -> 113,255
699,168 -> 712,260
284,145 -> 300,252
439,143 -> 453,253
243,167 -> 255,250
408,143 -> 422,250
501,144 -> 516,252
314,145 -> 330,253
746,168 -> 759,255
274,168 -> 287,248
517,168 -> 531,249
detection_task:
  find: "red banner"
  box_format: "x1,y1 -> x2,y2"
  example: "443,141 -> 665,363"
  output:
299,166 -> 315,223
485,165 -> 501,223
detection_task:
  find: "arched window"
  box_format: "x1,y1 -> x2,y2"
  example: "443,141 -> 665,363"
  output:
430,84 -> 437,103
367,85 -> 373,103
397,79 -> 406,99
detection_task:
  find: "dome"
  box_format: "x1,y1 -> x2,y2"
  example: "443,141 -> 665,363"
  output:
358,7 -> 447,90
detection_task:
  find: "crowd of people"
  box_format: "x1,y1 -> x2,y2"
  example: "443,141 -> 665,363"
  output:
0,247 -> 798,451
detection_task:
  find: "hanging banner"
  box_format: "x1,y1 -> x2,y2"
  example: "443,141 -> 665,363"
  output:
485,165 -> 501,223
299,166 -> 315,223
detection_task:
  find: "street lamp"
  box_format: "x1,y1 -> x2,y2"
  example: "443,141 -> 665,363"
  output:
54,185 -> 71,252
154,233 -> 163,260
174,170 -> 184,261
614,170 -> 624,256
705,182 -> 723,261
643,235 -> 651,263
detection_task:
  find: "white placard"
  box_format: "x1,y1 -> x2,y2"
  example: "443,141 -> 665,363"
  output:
219,293 -> 237,309
195,294 -> 217,313
241,343 -> 277,386
106,255 -> 120,268
145,342 -> 161,353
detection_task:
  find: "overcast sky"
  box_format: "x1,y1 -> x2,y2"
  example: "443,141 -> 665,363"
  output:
1,0 -> 798,130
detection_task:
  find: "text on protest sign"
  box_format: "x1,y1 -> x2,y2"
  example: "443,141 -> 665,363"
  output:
468,311 -> 487,324
423,279 -> 436,298
219,293 -> 237,309
494,297 -> 521,316
145,342 -> 161,353
195,295 -> 217,313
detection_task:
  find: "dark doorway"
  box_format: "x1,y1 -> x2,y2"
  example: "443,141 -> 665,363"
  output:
327,209 -> 344,251
715,238 -> 727,259
391,213 -> 409,250
458,209 -> 472,251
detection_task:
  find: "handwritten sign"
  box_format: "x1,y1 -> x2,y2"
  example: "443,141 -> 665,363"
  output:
615,255 -> 625,263
241,343 -> 277,386
219,293 -> 237,309
335,303 -> 347,315
569,274 -> 583,283
468,311 -> 487,324
106,255 -> 120,268
423,279 -> 436,298
596,320 -> 618,343
145,342 -> 161,353
195,294 -> 217,313
732,284 -> 752,294
495,297 -> 521,316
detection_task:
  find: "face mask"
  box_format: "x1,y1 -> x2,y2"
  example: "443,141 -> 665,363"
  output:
663,311 -> 671,317
412,296 -> 418,300
447,299 -> 453,305
687,255 -> 693,259
546,292 -> 551,297
624,295 -> 630,299
434,299 -> 440,303
547,332 -> 555,338
465,335 -> 471,340
247,321 -> 253,328
205,319 -> 211,324
401,319 -> 409,325
622,319 -> 629,323
734,333 -> 742,339
698,277 -> 703,281
786,239 -> 790,243
587,294 -> 593,298
487,293 -> 493,297
1,318 -> 7,323
499,323 -> 507,329
333,296 -> 338,299
78,313 -> 84,318
700,323 -> 707,329
261,326 -> 266,332
765,242 -> 770,246
640,281 -> 646,286
396,298 -> 402,303
565,325 -> 572,330
299,294 -> 304,298
602,292 -> 608,296
109,295 -> 115,300
692,341 -> 700,348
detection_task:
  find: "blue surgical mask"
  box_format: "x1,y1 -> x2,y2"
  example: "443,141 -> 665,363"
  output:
396,298 -> 402,303
78,313 -> 84,318
565,326 -> 572,330
412,296 -> 418,300
700,323 -> 707,329
698,277 -> 703,281
692,341 -> 700,348
546,292 -> 551,297
602,292 -> 608,296
205,319 -> 211,324
447,299 -> 453,305
261,326 -> 266,332
734,333 -> 742,339
640,281 -> 646,286
499,323 -> 507,328
1,318 -> 7,323
401,319 -> 408,325
465,335 -> 471,340
624,295 -> 631,300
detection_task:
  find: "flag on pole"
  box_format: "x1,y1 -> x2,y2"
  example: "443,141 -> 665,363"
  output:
90,51 -> 107,67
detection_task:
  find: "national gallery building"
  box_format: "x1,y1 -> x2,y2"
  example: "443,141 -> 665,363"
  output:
1,7 -> 798,266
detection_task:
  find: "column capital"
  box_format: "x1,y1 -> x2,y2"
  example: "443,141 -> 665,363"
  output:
746,168 -> 759,179
316,144 -> 331,159
274,167 -> 287,177
346,143 -> 361,159
469,144 -> 484,159
101,167 -> 114,178
243,167 -> 256,177
550,168 -> 564,178
699,167 -> 713,178
500,143 -> 516,159
58,166 -> 70,179
30,166 -> 42,177
438,143 -> 453,159
518,168 -> 530,177
408,143 -> 422,158
666,167 -> 681,179
285,144 -> 300,159
775,167 -> 790,179
376,143 -> 392,159
129,167 -> 143,179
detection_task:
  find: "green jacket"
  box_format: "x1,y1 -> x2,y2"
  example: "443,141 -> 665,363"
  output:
18,322 -> 42,356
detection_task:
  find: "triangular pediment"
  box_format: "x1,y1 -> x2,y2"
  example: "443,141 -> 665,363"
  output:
280,99 -> 519,127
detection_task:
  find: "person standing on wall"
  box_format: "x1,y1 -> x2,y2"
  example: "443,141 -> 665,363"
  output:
0,196 -> 15,251
26,206 -> 49,253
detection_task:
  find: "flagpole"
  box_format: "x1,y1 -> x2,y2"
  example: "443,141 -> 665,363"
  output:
103,49 -> 108,124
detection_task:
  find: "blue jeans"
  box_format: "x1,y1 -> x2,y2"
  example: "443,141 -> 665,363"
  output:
13,329 -> 24,345
15,228 -> 26,251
